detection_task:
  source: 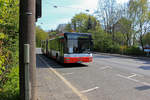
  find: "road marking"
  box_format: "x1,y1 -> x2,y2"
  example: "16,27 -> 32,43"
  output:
81,87 -> 99,93
134,73 -> 144,77
127,73 -> 137,78
100,66 -> 112,70
117,74 -> 139,82
117,74 -> 150,86
62,72 -> 74,76
38,56 -> 88,100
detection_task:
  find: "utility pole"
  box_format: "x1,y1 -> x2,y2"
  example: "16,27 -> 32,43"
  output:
19,0 -> 36,100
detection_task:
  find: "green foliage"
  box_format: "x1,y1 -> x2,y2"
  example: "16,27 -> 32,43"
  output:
49,31 -> 57,36
53,0 -> 150,56
92,29 -> 144,55
114,18 -> 133,46
114,32 -> 126,45
48,37 -> 60,51
64,23 -> 72,32
125,46 -> 144,56
143,32 -> 150,46
70,13 -> 99,33
0,0 -> 19,99
0,33 -> 5,39
0,66 -> 19,100
128,0 -> 150,49
93,31 -> 114,53
36,26 -> 49,47
0,0 -> 19,34
109,44 -> 121,54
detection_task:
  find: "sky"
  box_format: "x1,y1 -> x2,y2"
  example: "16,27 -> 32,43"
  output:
36,0 -> 129,31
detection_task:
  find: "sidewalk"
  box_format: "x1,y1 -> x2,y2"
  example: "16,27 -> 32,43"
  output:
36,55 -> 80,100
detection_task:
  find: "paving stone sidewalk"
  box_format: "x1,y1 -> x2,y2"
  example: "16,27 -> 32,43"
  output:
36,55 -> 80,100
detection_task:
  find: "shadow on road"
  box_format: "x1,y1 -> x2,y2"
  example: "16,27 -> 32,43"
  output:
56,63 -> 88,68
36,54 -> 49,68
143,61 -> 150,64
139,66 -> 150,70
135,85 -> 150,91
36,54 -> 88,69
136,58 -> 150,70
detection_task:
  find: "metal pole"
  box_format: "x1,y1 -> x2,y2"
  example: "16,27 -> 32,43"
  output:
19,0 -> 36,100
24,44 -> 30,100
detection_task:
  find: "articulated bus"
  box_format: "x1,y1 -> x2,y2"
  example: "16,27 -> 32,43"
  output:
41,32 -> 93,63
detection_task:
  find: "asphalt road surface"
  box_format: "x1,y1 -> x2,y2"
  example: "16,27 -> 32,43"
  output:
36,48 -> 150,100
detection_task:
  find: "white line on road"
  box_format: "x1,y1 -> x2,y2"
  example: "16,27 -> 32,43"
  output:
117,74 -> 150,86
81,87 -> 99,93
127,73 -> 137,78
62,72 -> 74,76
117,74 -> 139,82
38,55 -> 88,100
132,73 -> 144,77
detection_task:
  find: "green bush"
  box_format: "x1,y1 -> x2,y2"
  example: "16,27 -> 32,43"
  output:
125,46 -> 144,56
95,39 -> 120,54
110,44 -> 121,54
97,38 -> 113,53
0,66 -> 19,100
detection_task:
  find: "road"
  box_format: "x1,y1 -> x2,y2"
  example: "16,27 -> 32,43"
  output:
36,48 -> 150,100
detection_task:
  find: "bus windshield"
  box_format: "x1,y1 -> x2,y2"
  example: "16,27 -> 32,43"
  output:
66,34 -> 92,53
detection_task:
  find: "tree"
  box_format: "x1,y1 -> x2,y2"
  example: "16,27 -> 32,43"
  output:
64,23 -> 72,32
36,26 -> 48,47
0,0 -> 19,70
143,32 -> 150,46
97,0 -> 119,33
56,24 -> 67,33
0,0 -> 19,36
69,13 -> 99,33
128,0 -> 150,51
0,0 -> 19,97
113,17 -> 133,46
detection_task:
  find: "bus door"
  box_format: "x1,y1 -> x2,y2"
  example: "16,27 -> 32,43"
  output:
59,38 -> 64,56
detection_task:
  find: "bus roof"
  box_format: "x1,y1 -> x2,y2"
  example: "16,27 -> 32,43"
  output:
64,32 -> 91,36
48,32 -> 92,41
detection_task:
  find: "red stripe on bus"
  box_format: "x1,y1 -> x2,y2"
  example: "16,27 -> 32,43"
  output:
64,57 -> 92,63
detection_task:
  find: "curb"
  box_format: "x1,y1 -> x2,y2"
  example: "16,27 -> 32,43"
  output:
93,52 -> 150,60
